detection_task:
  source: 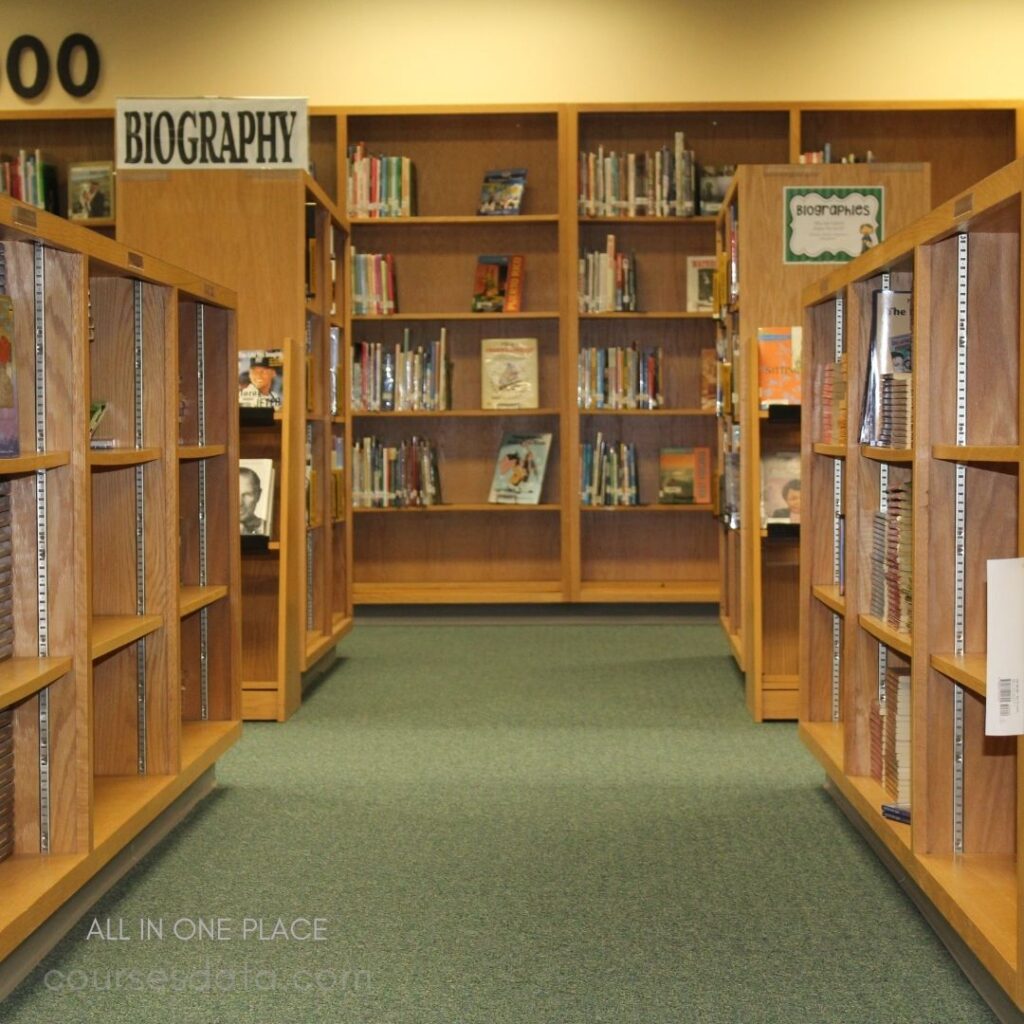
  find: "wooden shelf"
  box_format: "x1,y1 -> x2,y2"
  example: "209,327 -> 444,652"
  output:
931,444 -> 1021,464
859,445 -> 914,464
857,613 -> 913,658
354,503 -> 561,513
581,503 -> 715,513
352,214 -> 559,226
0,451 -> 70,474
0,656 -> 73,711
813,443 -> 846,458
179,584 -> 229,618
352,311 -> 560,322
930,652 -> 986,698
578,580 -> 719,603
331,614 -> 354,641
578,311 -> 713,320
812,584 -> 846,616
91,615 -> 163,660
178,444 -> 227,460
354,580 -> 565,604
304,631 -> 336,669
726,628 -> 744,670
579,215 -> 717,226
580,407 -> 715,417
89,446 -> 162,468
353,408 -> 561,418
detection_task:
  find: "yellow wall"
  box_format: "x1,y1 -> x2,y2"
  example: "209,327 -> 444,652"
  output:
5,0 -> 1024,109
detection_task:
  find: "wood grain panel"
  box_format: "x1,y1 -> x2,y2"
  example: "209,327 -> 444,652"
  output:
92,643 -> 140,777
240,555 -> 280,684
962,686 -> 1016,855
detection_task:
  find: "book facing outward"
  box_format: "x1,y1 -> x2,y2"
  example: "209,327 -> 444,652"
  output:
658,447 -> 711,505
757,326 -> 802,408
686,255 -> 717,312
478,169 -> 526,215
472,255 -> 525,313
481,338 -> 538,409
488,433 -> 552,504
238,349 -> 285,409
239,458 -> 276,537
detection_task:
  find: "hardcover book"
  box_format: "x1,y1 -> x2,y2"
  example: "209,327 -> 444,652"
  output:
488,432 -> 552,505
481,337 -> 539,409
478,168 -> 527,215
757,326 -> 802,407
239,458 -> 276,537
686,255 -> 716,312
68,161 -> 114,221
472,255 -> 525,313
238,349 -> 285,408
700,348 -> 717,411
658,447 -> 711,505
761,450 -> 801,525
0,297 -> 17,457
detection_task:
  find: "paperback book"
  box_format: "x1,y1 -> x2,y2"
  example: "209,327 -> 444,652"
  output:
761,450 -> 801,525
686,256 -> 716,312
658,447 -> 711,505
488,433 -> 552,505
472,254 -> 525,313
478,168 -> 526,215
481,337 -> 538,409
757,326 -> 802,407
239,458 -> 276,537
238,349 -> 284,409
859,289 -> 912,445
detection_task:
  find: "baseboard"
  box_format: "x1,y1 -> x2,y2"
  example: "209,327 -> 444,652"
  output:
824,779 -> 1024,1024
0,768 -> 218,1002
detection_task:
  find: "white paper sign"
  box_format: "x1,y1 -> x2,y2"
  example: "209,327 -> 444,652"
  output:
783,187 -> 884,264
986,557 -> 1024,735
116,97 -> 308,171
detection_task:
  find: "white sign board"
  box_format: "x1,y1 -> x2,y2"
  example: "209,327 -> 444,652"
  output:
986,557 -> 1024,735
116,97 -> 307,171
783,186 -> 884,264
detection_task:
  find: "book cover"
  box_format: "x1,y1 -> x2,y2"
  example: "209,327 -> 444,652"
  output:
0,297 -> 17,457
481,337 -> 539,409
698,164 -> 735,215
472,255 -> 509,313
686,255 -> 716,312
68,161 -> 114,221
757,326 -> 802,407
238,349 -> 284,408
239,458 -> 276,537
478,168 -> 526,215
488,432 -> 552,505
761,450 -> 801,525
700,348 -> 717,411
505,254 -> 525,312
859,289 -> 912,445
658,447 -> 711,505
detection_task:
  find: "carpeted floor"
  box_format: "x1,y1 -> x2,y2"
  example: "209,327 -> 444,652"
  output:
0,623 -> 1000,1022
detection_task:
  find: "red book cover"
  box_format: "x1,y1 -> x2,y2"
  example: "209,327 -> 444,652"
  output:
505,254 -> 525,313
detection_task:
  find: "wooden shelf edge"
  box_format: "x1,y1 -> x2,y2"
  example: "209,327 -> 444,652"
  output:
178,444 -> 227,461
813,443 -> 847,458
354,581 -> 564,604
353,408 -> 561,418
812,584 -> 846,616
179,585 -> 230,618
303,632 -> 336,670
857,613 -> 913,657
859,444 -> 913,464
91,614 -> 163,661
89,446 -> 163,468
578,581 -> 719,603
930,652 -> 986,698
725,627 -> 744,670
354,503 -> 561,513
0,656 -> 74,710
331,615 -> 354,642
931,444 -> 1021,464
0,451 -> 70,474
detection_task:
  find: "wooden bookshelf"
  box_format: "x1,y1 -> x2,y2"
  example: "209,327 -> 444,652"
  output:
116,170 -> 353,721
715,164 -> 930,721
799,157 -> 1024,1009
0,196 -> 240,969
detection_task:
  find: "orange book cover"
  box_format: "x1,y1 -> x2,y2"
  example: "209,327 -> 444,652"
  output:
758,326 -> 801,407
505,254 -> 525,312
658,446 -> 710,505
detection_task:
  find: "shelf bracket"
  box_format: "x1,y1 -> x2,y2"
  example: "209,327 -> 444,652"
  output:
134,281 -> 148,774
32,244 -> 50,853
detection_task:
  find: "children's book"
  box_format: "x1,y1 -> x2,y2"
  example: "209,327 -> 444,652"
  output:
658,447 -> 711,504
757,326 -> 802,407
488,433 -> 552,504
481,337 -> 539,409
472,255 -> 525,313
478,168 -> 526,215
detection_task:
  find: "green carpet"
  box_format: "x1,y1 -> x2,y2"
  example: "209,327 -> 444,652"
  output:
1,623 -> 1000,1022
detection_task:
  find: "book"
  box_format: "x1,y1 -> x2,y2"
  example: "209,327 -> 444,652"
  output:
577,345 -> 662,410
351,436 -> 441,507
700,348 -> 717,412
488,433 -> 552,505
578,234 -> 637,312
0,297 -> 17,457
757,326 -> 802,407
580,436 -> 638,505
481,337 -> 538,409
238,349 -> 284,408
68,161 -> 114,221
478,168 -> 526,215
859,289 -> 912,446
658,447 -> 711,505
239,458 -> 276,537
472,255 -> 524,313
686,255 -> 717,313
698,164 -> 735,215
761,450 -> 801,526
89,400 -> 108,438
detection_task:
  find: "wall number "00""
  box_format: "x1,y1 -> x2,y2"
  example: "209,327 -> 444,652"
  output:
6,34 -> 100,100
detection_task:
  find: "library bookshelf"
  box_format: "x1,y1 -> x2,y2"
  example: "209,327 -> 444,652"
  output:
116,171 -> 352,721
0,196 -> 240,975
716,164 -> 930,721
800,157 -> 1024,1009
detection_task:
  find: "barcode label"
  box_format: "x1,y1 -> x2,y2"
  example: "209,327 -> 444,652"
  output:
987,559 -> 1024,735
999,678 -> 1018,722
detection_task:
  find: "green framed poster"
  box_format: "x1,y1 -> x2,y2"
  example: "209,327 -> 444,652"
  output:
783,186 -> 884,264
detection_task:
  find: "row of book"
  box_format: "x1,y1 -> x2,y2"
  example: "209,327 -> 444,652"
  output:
798,146 -> 877,165
869,668 -> 911,809
869,481 -> 912,633
579,439 -> 712,506
350,249 -> 397,316
0,149 -> 58,214
351,436 -> 443,507
351,330 -> 451,412
345,145 -> 415,218
817,353 -> 848,445
578,235 -> 637,313
577,345 -> 664,410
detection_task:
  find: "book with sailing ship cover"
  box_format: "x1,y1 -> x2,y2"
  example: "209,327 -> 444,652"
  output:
481,337 -> 538,409
488,433 -> 552,504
